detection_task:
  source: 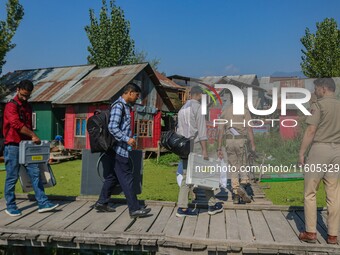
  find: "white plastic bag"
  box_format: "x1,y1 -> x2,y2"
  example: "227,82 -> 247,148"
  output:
219,159 -> 228,188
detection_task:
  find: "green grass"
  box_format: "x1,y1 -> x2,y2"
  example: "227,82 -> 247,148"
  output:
254,131 -> 327,207
0,160 -> 82,198
139,160 -> 179,201
254,132 -> 302,166
260,181 -> 326,207
0,158 -> 179,202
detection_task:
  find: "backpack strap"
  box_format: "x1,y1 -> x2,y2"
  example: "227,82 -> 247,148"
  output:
10,99 -> 20,107
9,99 -> 25,121
110,101 -> 126,127
111,101 -> 126,118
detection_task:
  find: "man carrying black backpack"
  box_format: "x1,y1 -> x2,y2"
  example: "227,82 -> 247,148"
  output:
94,83 -> 151,218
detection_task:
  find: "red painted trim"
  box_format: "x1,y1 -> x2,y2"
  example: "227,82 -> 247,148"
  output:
64,106 -> 75,149
153,111 -> 161,148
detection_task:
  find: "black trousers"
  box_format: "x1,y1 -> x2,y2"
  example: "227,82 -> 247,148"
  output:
98,151 -> 140,212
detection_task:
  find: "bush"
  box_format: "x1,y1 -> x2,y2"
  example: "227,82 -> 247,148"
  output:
255,132 -> 301,166
152,153 -> 180,166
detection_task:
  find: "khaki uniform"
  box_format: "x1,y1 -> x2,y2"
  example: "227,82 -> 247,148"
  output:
304,95 -> 340,236
177,99 -> 216,208
219,106 -> 251,193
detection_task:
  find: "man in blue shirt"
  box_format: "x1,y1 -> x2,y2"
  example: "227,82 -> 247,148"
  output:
94,83 -> 151,218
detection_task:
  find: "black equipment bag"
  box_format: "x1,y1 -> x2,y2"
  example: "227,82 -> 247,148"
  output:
87,102 -> 124,153
160,130 -> 192,158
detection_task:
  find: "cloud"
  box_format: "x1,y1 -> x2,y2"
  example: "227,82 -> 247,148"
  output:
224,64 -> 240,75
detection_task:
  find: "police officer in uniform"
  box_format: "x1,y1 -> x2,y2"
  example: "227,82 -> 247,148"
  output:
298,78 -> 340,245
217,102 -> 255,204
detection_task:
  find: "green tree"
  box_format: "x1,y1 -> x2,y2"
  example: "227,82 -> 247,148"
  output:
0,0 -> 24,76
134,49 -> 161,70
85,0 -> 135,68
300,18 -> 340,77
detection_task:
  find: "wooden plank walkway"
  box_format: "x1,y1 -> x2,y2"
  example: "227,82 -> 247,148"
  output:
0,185 -> 339,254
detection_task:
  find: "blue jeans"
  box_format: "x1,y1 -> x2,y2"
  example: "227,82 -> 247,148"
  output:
4,145 -> 48,209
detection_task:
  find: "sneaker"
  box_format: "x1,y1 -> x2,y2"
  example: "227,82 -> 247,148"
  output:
129,208 -> 152,218
94,202 -> 116,212
176,208 -> 198,217
233,194 -> 240,204
5,208 -> 22,217
208,202 -> 223,215
237,186 -> 252,203
38,202 -> 59,213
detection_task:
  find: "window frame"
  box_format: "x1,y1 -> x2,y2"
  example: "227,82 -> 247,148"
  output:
75,117 -> 87,137
134,119 -> 153,137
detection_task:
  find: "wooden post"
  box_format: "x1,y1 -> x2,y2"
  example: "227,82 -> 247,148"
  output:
157,141 -> 161,163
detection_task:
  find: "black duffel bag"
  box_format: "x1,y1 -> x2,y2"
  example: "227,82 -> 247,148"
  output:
160,130 -> 192,159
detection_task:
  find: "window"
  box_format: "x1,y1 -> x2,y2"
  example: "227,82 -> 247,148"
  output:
75,118 -> 87,137
135,120 -> 153,137
32,113 -> 37,130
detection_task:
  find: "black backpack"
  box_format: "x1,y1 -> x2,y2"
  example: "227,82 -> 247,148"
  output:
87,102 -> 125,153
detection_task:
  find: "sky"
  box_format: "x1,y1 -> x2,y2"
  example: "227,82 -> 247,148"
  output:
0,0 -> 340,78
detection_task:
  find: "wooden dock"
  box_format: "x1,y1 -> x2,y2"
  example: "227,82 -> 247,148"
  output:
0,185 -> 339,254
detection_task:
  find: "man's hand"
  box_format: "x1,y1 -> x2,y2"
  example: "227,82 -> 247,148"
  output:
298,154 -> 305,166
32,135 -> 41,145
217,149 -> 224,160
202,150 -> 209,160
127,138 -> 136,147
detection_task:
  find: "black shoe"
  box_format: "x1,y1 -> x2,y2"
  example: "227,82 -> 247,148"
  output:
176,207 -> 198,217
208,203 -> 223,215
94,202 -> 116,212
130,208 -> 151,218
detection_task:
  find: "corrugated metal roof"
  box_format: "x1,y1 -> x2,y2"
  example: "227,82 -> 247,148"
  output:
167,74 -> 201,82
155,71 -> 185,89
53,63 -> 170,106
0,65 -> 96,103
225,74 -> 258,86
201,74 -> 259,87
260,82 -> 279,92
155,71 -> 184,111
270,76 -> 299,83
221,77 -> 266,91
200,76 -> 224,85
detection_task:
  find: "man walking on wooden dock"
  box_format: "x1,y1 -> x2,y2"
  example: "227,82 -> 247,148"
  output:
3,80 -> 59,217
94,83 -> 151,218
298,78 -> 340,245
217,101 -> 255,204
176,86 -> 223,217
